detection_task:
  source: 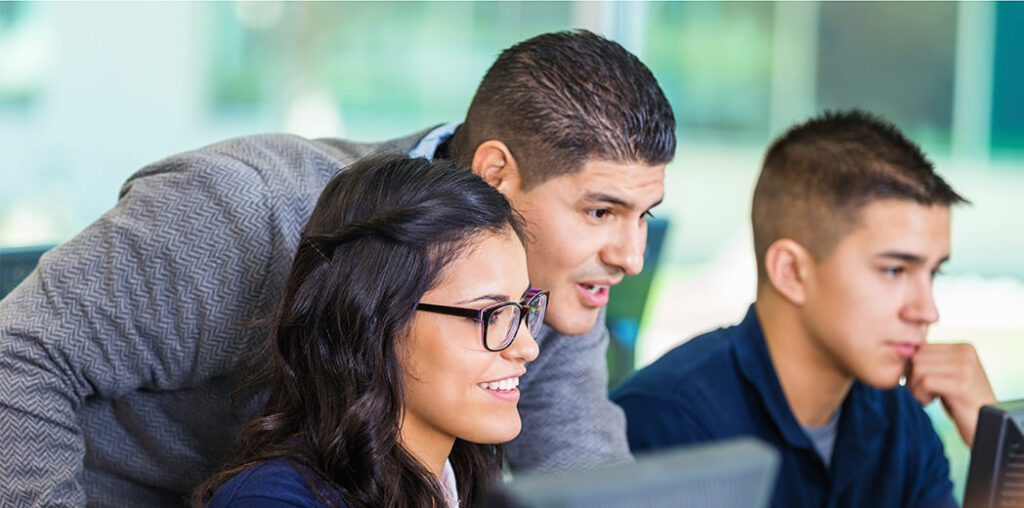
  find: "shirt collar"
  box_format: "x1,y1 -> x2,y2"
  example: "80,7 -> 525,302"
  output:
831,382 -> 888,489
732,304 -> 889,480
732,305 -> 815,450
408,122 -> 461,160
440,458 -> 459,508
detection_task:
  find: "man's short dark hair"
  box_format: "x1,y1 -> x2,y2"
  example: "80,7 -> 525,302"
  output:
452,30 -> 676,189
752,109 -> 968,278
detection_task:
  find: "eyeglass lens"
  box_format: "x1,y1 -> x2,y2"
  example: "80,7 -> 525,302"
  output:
486,292 -> 548,351
486,305 -> 520,351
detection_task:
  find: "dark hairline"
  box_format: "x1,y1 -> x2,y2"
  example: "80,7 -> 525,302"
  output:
751,109 -> 968,280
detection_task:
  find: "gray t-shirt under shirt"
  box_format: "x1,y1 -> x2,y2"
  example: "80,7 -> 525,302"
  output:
803,407 -> 842,467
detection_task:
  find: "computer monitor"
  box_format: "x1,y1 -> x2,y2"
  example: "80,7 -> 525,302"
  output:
606,217 -> 670,388
0,245 -> 52,300
963,399 -> 1024,508
484,438 -> 779,508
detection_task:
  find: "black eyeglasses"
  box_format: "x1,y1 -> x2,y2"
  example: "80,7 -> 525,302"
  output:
415,289 -> 549,352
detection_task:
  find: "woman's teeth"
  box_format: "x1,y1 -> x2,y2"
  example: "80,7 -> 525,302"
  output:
583,284 -> 608,295
479,377 -> 520,392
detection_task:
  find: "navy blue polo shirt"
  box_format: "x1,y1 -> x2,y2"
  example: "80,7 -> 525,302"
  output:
612,306 -> 957,508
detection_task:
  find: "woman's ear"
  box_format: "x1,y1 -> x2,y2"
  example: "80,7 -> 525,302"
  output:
470,140 -> 522,195
763,238 -> 813,307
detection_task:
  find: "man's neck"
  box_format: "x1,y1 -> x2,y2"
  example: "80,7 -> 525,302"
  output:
755,293 -> 853,427
438,124 -> 465,163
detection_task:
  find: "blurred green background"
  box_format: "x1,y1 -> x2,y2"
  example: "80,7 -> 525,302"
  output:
1,1 -> 1021,501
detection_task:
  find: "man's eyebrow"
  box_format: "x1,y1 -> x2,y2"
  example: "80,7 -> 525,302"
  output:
582,192 -> 634,210
456,294 -> 509,305
581,193 -> 664,211
875,252 -> 950,266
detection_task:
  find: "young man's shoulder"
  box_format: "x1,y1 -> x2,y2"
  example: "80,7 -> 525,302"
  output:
611,322 -> 754,451
613,322 -> 745,404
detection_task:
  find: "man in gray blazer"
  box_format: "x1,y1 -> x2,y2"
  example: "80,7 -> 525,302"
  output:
0,30 -> 675,506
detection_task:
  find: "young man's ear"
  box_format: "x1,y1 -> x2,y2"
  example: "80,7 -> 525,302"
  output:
764,238 -> 812,306
470,140 -> 522,195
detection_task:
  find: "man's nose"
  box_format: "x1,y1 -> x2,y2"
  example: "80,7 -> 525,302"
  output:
603,223 -> 646,276
903,276 -> 940,326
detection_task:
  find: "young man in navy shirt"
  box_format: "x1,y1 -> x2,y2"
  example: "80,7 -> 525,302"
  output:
613,110 -> 997,507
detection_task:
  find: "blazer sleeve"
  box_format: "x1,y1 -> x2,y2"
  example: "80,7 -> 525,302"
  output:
0,146 -> 278,505
504,310 -> 633,472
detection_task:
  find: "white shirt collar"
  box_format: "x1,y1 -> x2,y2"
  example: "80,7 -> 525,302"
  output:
439,458 -> 459,508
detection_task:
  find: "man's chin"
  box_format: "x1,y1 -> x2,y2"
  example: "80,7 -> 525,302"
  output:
544,307 -> 601,337
857,369 -> 905,391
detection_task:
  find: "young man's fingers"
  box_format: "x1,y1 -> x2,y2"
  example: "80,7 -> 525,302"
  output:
907,360 -> 962,378
910,344 -> 984,382
907,360 -> 972,384
907,357 -> 957,387
907,375 -> 939,407
914,343 -> 981,364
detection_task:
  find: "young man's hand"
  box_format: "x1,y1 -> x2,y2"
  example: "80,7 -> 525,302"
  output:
907,343 -> 997,447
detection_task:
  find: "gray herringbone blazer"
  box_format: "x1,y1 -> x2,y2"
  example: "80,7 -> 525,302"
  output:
0,129 -> 630,507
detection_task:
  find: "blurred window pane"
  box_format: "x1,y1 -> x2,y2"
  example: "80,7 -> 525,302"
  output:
208,2 -> 572,138
991,2 -> 1024,157
643,2 -> 774,140
0,2 -> 48,112
817,2 -> 957,153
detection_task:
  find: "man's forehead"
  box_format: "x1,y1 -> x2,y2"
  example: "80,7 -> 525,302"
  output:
564,160 -> 665,197
856,199 -> 951,232
575,159 -> 667,178
843,199 -> 952,254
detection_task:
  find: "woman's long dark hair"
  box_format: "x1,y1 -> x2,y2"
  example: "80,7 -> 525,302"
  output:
193,154 -> 525,507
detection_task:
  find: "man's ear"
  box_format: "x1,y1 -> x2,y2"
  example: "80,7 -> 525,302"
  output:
763,238 -> 813,307
470,140 -> 522,195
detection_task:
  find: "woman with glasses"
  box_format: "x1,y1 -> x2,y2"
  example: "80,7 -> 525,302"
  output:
193,154 -> 544,508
